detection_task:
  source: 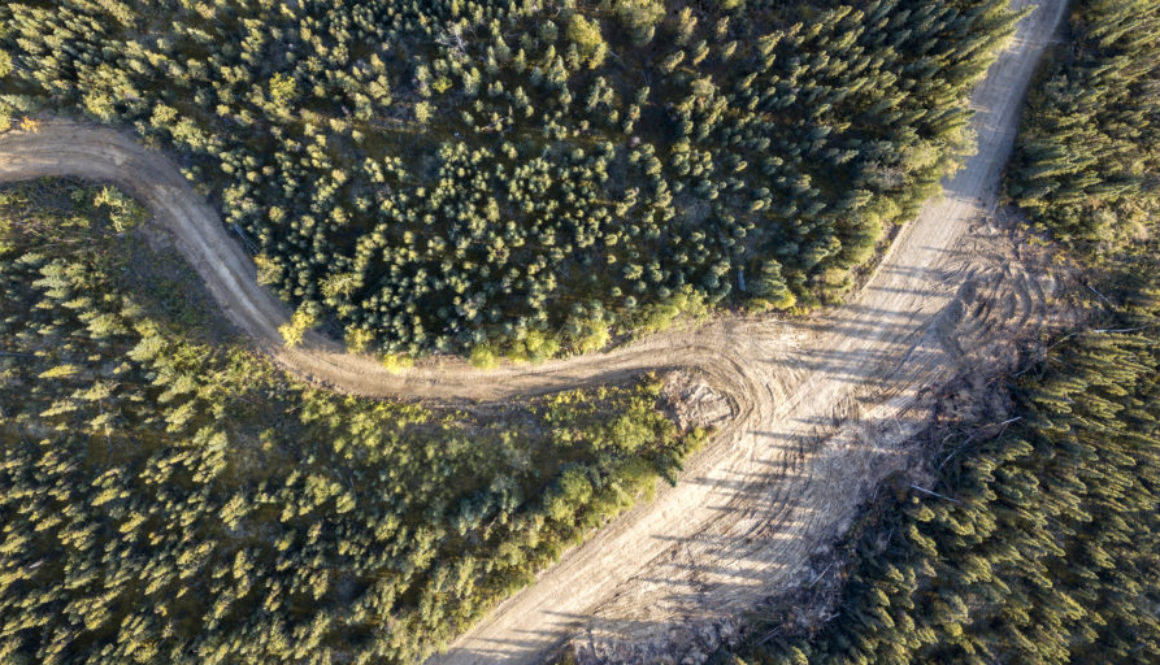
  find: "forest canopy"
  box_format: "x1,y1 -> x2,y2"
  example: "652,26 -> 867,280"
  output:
0,0 -> 1019,357
0,179 -> 703,665
714,1 -> 1160,662
1007,0 -> 1159,258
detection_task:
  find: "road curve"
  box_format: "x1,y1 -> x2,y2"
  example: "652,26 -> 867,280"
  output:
0,0 -> 1066,661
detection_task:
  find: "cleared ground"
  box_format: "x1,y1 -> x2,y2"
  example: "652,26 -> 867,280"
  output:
0,0 -> 1067,661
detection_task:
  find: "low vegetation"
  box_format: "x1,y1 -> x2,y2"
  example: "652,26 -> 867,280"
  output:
0,0 -> 1019,357
715,2 -> 1160,662
0,180 -> 704,665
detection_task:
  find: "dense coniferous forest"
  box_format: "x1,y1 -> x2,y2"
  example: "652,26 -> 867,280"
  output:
1007,0 -> 1158,256
0,180 -> 703,664
0,0 -> 1019,357
713,1 -> 1160,663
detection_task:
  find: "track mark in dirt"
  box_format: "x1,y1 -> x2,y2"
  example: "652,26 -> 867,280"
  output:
0,1 -> 1068,662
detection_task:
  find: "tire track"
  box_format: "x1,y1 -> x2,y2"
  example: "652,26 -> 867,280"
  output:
0,0 -> 1067,661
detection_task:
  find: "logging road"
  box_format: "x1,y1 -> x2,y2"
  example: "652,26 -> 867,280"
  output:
0,0 -> 1066,661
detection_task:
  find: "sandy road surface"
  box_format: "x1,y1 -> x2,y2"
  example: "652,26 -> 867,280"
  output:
0,0 -> 1065,660
436,0 -> 1068,660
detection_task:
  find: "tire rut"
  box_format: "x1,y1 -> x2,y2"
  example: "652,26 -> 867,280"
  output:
0,0 -> 1068,661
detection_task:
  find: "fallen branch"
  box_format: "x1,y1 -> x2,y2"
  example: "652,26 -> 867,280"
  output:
1090,326 -> 1153,334
1084,281 -> 1115,307
911,485 -> 960,503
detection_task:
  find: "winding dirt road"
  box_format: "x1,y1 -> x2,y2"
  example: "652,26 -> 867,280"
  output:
0,0 -> 1066,661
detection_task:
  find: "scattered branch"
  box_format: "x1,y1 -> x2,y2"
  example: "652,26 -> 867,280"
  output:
910,484 -> 960,503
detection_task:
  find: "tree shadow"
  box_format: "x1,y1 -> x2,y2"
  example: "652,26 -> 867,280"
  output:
432,406 -> 934,664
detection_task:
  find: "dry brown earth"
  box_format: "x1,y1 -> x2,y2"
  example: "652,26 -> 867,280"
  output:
0,0 -> 1067,660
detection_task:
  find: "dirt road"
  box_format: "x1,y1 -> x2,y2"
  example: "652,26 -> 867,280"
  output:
0,0 -> 1066,660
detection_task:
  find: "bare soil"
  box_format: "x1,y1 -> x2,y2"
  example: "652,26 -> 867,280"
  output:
0,1 -> 1068,661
